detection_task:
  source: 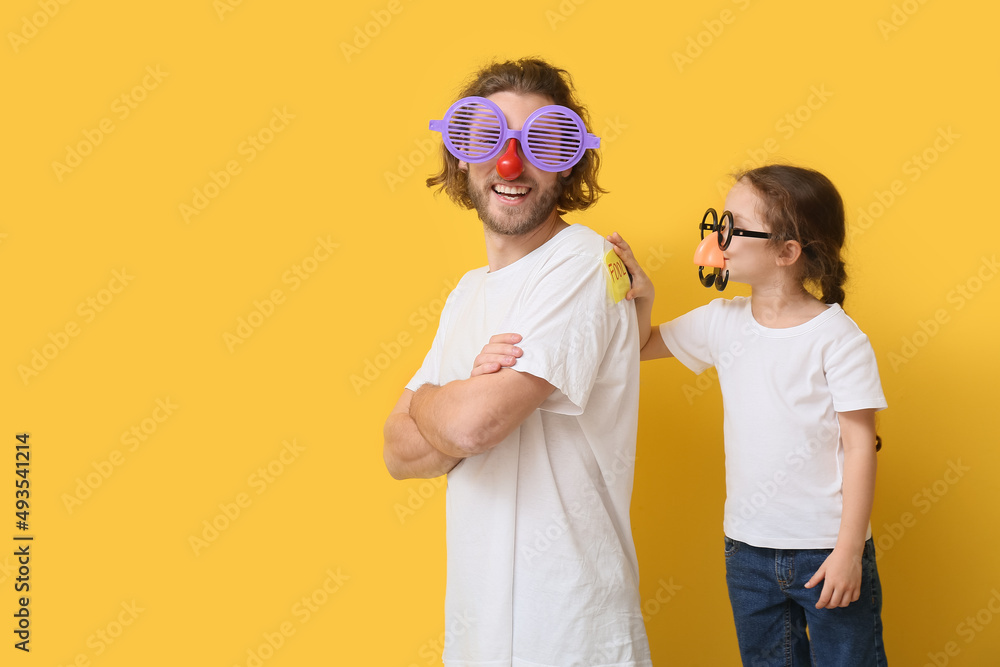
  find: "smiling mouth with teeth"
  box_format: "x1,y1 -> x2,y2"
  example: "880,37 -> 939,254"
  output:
492,183 -> 531,200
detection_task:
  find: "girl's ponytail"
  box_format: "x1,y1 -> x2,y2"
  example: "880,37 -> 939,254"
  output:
821,258 -> 847,306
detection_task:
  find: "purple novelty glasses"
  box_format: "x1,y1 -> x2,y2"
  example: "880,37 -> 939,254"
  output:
429,96 -> 601,172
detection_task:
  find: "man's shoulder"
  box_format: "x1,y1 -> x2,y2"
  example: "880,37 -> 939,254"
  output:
532,224 -> 637,307
534,224 -> 615,279
550,223 -> 607,258
451,265 -> 488,291
431,267 -> 487,314
457,265 -> 489,283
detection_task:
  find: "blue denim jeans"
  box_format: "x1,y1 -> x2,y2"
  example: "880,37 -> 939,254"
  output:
724,536 -> 887,666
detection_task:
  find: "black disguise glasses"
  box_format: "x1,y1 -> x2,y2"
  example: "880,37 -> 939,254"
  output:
696,208 -> 773,290
699,208 -> 773,250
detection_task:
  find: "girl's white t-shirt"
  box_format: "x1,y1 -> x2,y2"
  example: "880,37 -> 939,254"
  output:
661,296 -> 888,549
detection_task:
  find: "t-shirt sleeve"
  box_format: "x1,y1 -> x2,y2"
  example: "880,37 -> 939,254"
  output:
825,331 -> 888,413
495,253 -> 621,415
659,301 -> 718,374
405,324 -> 444,392
405,282 -> 462,392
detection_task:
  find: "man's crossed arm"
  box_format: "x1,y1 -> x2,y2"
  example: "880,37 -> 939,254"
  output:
383,359 -> 553,480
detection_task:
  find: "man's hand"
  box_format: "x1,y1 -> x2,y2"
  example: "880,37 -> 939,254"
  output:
471,333 -> 523,377
607,232 -> 655,302
804,545 -> 863,609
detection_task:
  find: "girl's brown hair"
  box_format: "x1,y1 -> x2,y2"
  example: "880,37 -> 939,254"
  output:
426,58 -> 606,214
736,165 -> 848,306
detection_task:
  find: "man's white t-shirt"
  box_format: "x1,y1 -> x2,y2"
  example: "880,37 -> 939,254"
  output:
660,296 -> 887,549
407,224 -> 652,667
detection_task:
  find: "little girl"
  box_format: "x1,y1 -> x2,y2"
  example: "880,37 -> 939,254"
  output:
609,165 -> 889,665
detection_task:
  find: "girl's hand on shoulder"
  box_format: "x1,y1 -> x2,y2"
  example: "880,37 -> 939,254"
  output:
804,546 -> 863,609
470,333 -> 522,377
607,232 -> 655,302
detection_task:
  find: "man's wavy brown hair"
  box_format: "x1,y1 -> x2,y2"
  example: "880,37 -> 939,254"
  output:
426,58 -> 606,214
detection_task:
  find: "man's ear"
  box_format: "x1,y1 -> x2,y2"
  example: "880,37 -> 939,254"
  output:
458,160 -> 469,172
774,240 -> 802,267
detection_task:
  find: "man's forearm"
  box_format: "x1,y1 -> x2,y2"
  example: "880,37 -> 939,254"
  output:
410,370 -> 554,458
383,409 -> 462,480
383,389 -> 462,480
410,382 -> 481,458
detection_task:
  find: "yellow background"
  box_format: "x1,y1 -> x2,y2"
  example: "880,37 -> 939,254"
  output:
3,0 -> 998,665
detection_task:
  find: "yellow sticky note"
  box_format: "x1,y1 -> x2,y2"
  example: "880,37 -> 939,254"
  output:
604,250 -> 630,303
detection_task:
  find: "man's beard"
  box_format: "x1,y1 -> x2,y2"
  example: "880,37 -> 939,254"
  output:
468,174 -> 565,237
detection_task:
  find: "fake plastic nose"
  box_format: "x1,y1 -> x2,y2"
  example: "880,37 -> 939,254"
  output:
496,138 -> 523,180
693,234 -> 726,269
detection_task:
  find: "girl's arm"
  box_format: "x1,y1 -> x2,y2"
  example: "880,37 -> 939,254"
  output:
606,233 -> 673,360
804,408 -> 878,608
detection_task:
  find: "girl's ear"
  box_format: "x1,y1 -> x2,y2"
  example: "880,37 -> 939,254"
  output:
774,240 -> 802,267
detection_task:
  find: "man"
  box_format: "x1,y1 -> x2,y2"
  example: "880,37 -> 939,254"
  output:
383,58 -> 651,666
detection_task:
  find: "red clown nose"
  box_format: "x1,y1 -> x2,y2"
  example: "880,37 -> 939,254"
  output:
496,138 -> 523,180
